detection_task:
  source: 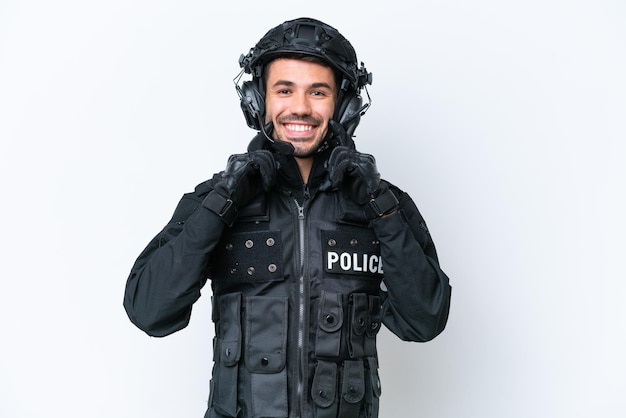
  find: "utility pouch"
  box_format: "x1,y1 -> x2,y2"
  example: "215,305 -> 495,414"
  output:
364,296 -> 381,357
348,293 -> 368,358
316,291 -> 344,358
311,360 -> 339,418
205,380 -> 240,418
365,296 -> 381,338
211,293 -> 242,417
245,296 -> 288,418
338,360 -> 365,417
364,357 -> 381,418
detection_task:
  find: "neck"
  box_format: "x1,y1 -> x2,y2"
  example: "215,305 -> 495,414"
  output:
294,156 -> 314,184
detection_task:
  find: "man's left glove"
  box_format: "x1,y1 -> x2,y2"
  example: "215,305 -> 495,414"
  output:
202,150 -> 276,226
327,146 -> 399,221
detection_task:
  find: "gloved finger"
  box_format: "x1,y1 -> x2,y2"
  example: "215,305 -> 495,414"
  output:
353,154 -> 381,194
327,149 -> 354,184
250,150 -> 276,191
328,119 -> 353,148
327,146 -> 353,171
356,152 -> 377,167
224,153 -> 250,175
357,167 -> 381,195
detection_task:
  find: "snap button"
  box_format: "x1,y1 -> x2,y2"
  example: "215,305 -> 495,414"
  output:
318,389 -> 327,398
328,239 -> 336,247
261,357 -> 269,366
325,314 -> 335,324
268,263 -> 277,273
225,348 -> 231,357
247,267 -> 255,275
225,243 -> 233,251
350,238 -> 358,246
266,237 -> 275,246
245,239 -> 254,248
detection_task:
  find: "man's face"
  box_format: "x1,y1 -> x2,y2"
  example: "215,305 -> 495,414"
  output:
264,58 -> 337,158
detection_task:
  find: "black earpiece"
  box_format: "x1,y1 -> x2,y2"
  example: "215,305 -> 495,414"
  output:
336,92 -> 368,138
237,80 -> 265,130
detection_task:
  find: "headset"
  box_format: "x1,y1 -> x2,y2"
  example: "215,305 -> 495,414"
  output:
234,17 -> 373,139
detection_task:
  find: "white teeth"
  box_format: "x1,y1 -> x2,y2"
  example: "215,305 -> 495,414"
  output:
285,124 -> 312,132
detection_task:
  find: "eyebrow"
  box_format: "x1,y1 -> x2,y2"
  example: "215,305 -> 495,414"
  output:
270,80 -> 334,90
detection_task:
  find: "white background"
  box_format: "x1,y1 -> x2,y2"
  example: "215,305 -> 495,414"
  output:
1,1 -> 625,417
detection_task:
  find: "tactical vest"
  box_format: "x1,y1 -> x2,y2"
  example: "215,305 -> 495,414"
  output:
205,188 -> 384,418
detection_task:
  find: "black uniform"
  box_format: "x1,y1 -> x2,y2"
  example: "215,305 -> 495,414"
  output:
123,134 -> 451,418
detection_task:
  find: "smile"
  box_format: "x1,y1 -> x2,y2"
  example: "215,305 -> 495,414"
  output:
284,124 -> 313,132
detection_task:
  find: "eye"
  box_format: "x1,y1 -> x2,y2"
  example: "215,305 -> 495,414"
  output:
311,89 -> 332,97
270,86 -> 292,95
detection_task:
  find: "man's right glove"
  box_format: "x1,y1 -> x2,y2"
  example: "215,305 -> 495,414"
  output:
327,146 -> 399,221
202,150 -> 276,226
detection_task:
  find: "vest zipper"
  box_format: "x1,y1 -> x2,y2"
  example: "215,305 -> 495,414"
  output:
294,193 -> 308,418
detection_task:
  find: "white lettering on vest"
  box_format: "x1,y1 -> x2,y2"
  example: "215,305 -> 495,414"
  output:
327,251 -> 339,270
326,251 -> 384,274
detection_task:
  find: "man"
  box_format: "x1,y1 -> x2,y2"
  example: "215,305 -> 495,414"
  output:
124,17 -> 451,418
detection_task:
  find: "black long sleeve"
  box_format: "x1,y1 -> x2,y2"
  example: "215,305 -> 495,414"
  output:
371,187 -> 451,341
123,181 -> 225,337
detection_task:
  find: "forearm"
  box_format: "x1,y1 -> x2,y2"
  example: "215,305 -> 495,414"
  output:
123,203 -> 226,337
371,210 -> 451,342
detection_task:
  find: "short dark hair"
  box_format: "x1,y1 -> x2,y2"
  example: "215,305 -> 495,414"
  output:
261,53 -> 343,96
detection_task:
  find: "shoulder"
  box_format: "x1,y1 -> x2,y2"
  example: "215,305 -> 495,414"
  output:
167,173 -> 222,223
383,180 -> 409,205
382,179 -> 425,221
182,172 -> 223,201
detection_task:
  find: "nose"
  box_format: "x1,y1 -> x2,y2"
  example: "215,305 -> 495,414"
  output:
289,92 -> 311,116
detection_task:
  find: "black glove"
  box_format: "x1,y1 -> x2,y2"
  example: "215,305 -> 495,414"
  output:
202,150 -> 276,225
327,146 -> 399,220
328,119 -> 355,149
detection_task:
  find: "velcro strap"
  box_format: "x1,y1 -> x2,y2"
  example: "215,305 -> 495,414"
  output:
364,189 -> 399,220
202,191 -> 238,226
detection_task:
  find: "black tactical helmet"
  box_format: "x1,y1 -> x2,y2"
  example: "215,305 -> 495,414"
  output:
236,17 -> 373,137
